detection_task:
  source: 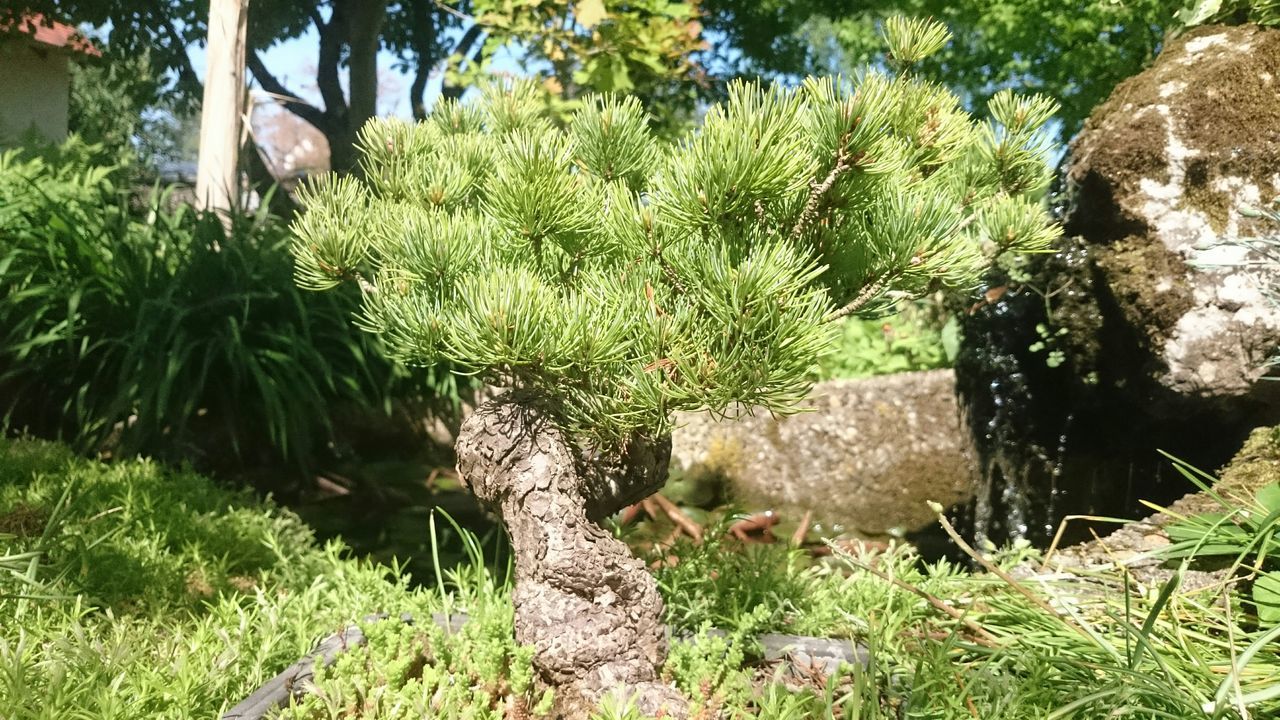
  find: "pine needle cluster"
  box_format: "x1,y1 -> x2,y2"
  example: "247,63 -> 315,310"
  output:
291,18 -> 1060,448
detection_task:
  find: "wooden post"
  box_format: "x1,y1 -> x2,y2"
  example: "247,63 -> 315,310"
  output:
196,0 -> 250,222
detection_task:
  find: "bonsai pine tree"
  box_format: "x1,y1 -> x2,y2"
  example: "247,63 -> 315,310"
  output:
291,17 -> 1059,716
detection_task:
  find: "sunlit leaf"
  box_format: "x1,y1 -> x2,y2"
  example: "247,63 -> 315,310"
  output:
1253,571 -> 1280,624
576,0 -> 608,29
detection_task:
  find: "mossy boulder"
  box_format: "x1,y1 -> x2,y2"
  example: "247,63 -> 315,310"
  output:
953,26 -> 1280,548
1066,23 -> 1280,400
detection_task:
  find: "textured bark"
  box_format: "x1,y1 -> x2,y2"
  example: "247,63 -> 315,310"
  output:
455,395 -> 686,718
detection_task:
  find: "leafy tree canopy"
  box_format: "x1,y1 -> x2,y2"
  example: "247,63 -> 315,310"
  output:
456,0 -> 706,133
8,2 -> 709,173
699,0 -> 1167,140
699,0 -> 1280,141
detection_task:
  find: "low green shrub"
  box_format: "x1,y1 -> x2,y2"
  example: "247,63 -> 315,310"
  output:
0,143 -> 450,472
656,522 -> 825,636
814,302 -> 953,381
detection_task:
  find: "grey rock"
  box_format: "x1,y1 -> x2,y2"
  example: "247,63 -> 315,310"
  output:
671,369 -> 977,538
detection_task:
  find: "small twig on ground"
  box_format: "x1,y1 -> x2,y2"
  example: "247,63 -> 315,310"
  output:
929,502 -> 1094,640
728,511 -> 779,543
791,510 -> 813,547
424,467 -> 459,490
618,502 -> 643,526
828,541 -> 999,647
809,538 -> 891,558
958,673 -> 980,719
651,493 -> 704,543
1040,513 -> 1132,569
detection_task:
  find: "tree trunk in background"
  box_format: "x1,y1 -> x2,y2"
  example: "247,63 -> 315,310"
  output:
324,0 -> 387,174
454,396 -> 687,719
196,0 -> 249,221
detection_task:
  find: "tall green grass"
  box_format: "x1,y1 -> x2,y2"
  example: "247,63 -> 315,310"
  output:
0,143 -> 451,473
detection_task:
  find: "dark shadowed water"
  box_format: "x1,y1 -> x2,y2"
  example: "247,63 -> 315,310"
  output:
951,240 -> 1273,550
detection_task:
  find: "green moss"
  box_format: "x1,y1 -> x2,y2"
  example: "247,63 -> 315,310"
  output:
1095,236 -> 1196,348
1182,159 -> 1235,233
7,435 -> 1280,719
1070,25 -> 1280,244
1214,425 -> 1280,497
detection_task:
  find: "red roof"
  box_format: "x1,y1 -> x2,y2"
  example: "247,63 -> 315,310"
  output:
3,13 -> 100,56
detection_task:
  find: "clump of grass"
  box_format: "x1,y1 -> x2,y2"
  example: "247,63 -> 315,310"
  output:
0,144 -> 456,476
652,482 -> 1280,718
655,519 -> 822,637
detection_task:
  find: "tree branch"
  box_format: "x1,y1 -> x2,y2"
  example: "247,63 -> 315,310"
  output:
824,274 -> 892,323
790,146 -> 857,243
243,134 -> 298,218
453,23 -> 484,61
433,1 -> 474,23
246,51 -> 332,133
307,6 -> 327,31
408,0 -> 439,120
442,24 -> 486,100
164,19 -> 203,101
315,4 -> 349,118
410,66 -> 431,121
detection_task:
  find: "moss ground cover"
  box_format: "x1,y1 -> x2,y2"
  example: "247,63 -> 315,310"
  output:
2,436 -> 1278,719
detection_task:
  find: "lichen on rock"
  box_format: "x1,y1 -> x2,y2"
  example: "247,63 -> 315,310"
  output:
1065,23 -> 1280,399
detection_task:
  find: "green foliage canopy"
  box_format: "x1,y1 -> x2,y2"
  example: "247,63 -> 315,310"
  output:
778,0 -> 1170,140
453,0 -> 707,133
292,18 -> 1060,448
706,0 -> 1280,141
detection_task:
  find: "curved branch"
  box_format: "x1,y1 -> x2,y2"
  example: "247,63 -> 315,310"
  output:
824,274 -> 893,323
408,0 -> 439,120
315,4 -> 349,118
442,24 -> 486,100
246,51 -> 332,134
452,23 -> 484,62
164,18 -> 203,102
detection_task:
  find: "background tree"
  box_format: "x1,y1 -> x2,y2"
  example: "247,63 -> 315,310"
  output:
9,1 -> 707,180
696,0 -> 1261,139
452,0 -> 707,133
66,50 -> 197,172
291,17 -> 1060,715
812,0 -> 1168,140
195,0 -> 249,217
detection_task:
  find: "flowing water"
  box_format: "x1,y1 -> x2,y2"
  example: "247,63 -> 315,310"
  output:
952,240 -> 1263,549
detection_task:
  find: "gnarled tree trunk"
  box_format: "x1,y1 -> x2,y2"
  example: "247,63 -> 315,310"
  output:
455,395 -> 686,718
